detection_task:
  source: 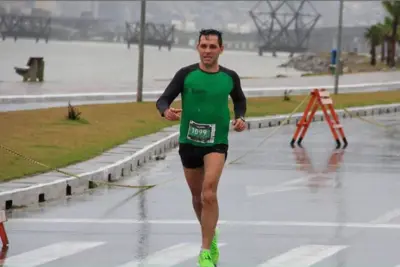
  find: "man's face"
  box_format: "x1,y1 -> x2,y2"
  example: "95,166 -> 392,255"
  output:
197,35 -> 224,67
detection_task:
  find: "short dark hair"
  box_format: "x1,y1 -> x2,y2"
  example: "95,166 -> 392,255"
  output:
198,28 -> 223,46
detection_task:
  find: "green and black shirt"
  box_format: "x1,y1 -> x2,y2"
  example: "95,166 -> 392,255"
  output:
156,63 -> 247,147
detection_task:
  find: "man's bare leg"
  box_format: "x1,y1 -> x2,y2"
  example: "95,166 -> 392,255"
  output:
183,167 -> 204,223
200,152 -> 225,250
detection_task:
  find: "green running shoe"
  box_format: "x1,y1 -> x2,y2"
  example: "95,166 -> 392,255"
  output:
198,249 -> 215,267
210,227 -> 220,265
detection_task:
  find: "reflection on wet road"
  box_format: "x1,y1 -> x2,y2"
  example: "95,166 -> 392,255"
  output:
2,114 -> 400,267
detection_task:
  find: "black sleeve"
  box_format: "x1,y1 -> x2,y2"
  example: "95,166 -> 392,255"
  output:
155,67 -> 187,116
229,71 -> 247,119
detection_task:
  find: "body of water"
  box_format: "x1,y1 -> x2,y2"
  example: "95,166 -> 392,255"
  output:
0,39 -> 303,94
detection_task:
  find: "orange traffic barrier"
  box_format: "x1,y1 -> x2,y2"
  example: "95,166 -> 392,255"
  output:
0,210 -> 8,247
290,88 -> 348,148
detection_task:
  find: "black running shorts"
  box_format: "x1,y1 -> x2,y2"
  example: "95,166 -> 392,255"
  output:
178,143 -> 228,169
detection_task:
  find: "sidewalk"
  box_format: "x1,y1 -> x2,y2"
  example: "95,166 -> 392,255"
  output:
1,71 -> 400,105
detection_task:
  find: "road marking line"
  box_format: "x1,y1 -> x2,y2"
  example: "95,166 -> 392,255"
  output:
257,244 -> 347,267
8,218 -> 400,229
117,242 -> 226,267
369,209 -> 400,224
246,186 -> 302,196
246,175 -> 330,196
232,161 -> 400,169
246,177 -> 307,196
3,241 -> 104,267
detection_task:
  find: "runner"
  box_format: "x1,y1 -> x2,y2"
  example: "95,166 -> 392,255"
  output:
156,28 -> 247,267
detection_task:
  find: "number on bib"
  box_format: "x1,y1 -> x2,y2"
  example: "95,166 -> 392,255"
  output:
187,121 -> 216,144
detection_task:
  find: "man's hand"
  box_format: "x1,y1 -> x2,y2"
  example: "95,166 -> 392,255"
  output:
232,118 -> 246,132
163,107 -> 182,121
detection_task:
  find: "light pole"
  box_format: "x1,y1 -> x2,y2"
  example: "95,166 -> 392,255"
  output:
334,0 -> 344,95
137,0 -> 146,102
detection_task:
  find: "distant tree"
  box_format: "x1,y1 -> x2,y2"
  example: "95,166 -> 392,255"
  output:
364,25 -> 381,65
381,0 -> 400,66
376,17 -> 392,62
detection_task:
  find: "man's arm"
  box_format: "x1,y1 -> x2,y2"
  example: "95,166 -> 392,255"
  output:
156,68 -> 186,116
229,71 -> 247,119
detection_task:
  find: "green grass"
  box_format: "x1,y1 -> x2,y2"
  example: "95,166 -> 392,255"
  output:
1,90 -> 400,181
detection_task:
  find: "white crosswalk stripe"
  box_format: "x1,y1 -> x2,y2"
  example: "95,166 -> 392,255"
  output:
257,244 -> 347,267
117,242 -> 201,267
0,241 -> 350,267
117,242 -> 227,267
2,241 -> 104,267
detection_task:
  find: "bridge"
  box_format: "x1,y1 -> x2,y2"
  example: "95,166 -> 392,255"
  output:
0,10 -> 176,48
125,22 -> 175,50
0,13 -> 51,42
0,9 -> 115,42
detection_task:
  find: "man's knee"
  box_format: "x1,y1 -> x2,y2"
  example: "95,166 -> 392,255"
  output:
201,184 -> 217,205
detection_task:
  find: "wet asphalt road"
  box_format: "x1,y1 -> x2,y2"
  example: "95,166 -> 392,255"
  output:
2,114 -> 400,267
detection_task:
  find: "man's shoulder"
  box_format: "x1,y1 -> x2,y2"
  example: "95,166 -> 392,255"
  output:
170,63 -> 199,81
219,65 -> 240,79
177,63 -> 199,74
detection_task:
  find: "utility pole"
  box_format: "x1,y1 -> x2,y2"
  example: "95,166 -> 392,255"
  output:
137,0 -> 146,102
334,0 -> 344,95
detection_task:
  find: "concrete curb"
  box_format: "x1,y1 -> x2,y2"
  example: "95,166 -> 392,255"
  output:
0,103 -> 399,210
1,81 -> 400,104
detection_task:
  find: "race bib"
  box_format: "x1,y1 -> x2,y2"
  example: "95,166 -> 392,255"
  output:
187,120 -> 216,144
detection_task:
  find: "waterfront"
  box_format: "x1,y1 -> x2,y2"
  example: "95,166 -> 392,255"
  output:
0,39 -> 302,91
2,38 -> 400,109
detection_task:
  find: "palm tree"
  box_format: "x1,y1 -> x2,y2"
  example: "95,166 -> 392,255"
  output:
377,17 -> 392,62
381,0 -> 400,67
364,25 -> 382,65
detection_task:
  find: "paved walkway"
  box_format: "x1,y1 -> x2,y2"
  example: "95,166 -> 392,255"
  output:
1,70 -> 399,96
1,71 -> 400,112
3,114 -> 400,267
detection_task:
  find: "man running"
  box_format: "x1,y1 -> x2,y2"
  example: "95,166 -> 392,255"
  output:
156,28 -> 247,267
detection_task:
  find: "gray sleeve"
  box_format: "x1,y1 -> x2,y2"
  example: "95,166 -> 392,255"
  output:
155,68 -> 187,116
229,71 -> 247,119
